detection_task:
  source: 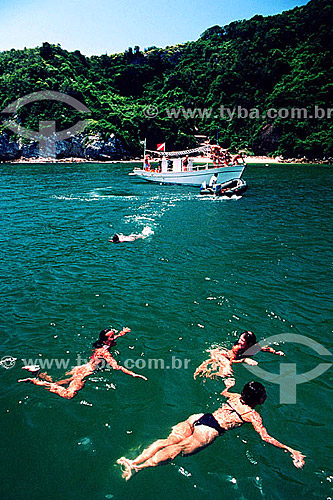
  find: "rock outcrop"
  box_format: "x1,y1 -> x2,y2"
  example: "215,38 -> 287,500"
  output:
0,132 -> 129,161
0,133 -> 22,161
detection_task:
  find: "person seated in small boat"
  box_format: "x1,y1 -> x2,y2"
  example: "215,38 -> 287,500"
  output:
200,181 -> 215,195
215,182 -> 233,196
18,327 -> 147,399
194,331 -> 285,379
209,173 -> 218,188
117,378 -> 305,481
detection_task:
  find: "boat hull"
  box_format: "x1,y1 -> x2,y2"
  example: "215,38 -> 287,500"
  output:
130,165 -> 245,186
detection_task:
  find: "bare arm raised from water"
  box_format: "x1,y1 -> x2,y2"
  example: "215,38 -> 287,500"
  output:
100,349 -> 147,380
246,411 -> 305,468
113,327 -> 131,339
261,345 -> 285,356
220,377 -> 238,397
231,358 -> 258,365
221,378 -> 305,468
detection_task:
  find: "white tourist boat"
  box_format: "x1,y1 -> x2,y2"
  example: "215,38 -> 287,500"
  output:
129,143 -> 246,186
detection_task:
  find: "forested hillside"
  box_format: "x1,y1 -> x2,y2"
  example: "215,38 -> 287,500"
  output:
0,0 -> 332,158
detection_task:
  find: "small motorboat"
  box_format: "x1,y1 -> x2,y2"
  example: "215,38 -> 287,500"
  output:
200,178 -> 248,197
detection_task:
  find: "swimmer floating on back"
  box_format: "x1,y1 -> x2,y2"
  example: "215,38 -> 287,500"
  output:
109,226 -> 154,243
110,233 -> 143,243
117,378 -> 305,481
18,327 -> 147,399
194,331 -> 284,380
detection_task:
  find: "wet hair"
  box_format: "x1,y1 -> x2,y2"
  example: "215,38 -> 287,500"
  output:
234,331 -> 257,347
241,381 -> 266,406
112,234 -> 120,243
92,328 -> 115,349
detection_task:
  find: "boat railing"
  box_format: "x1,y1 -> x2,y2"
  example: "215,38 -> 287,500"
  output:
139,154 -> 246,173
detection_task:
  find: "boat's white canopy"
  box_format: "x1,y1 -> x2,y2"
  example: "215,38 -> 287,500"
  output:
145,146 -> 207,157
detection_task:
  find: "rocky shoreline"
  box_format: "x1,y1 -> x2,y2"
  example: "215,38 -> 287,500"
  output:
2,155 -> 331,166
0,132 -> 331,165
0,132 -> 133,163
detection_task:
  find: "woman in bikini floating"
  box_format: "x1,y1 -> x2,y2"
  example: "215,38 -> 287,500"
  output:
117,378 -> 305,480
18,327 -> 147,399
194,331 -> 285,380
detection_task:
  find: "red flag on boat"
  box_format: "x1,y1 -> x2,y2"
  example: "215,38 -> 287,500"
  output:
157,143 -> 165,152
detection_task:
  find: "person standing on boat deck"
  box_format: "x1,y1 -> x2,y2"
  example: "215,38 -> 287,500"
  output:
209,173 -> 218,187
117,378 -> 305,480
144,155 -> 151,170
18,327 -> 147,399
194,331 -> 285,379
224,150 -> 231,165
183,155 -> 189,171
232,152 -> 244,165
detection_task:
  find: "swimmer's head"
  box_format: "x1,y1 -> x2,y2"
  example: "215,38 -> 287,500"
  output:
241,381 -> 267,407
92,328 -> 117,348
235,331 -> 257,349
112,234 -> 120,243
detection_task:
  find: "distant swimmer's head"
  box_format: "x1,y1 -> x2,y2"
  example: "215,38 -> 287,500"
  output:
241,381 -> 267,407
112,234 -> 120,243
92,328 -> 117,348
236,331 -> 257,349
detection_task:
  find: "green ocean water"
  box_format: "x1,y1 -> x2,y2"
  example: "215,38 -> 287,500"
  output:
0,162 -> 332,500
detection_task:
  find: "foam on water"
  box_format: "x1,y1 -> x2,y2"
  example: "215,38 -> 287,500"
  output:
198,194 -> 243,201
141,226 -> 154,237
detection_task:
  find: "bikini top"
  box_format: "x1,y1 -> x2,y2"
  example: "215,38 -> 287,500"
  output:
225,401 -> 251,423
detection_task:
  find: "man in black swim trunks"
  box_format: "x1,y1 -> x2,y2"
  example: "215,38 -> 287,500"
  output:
117,379 -> 305,480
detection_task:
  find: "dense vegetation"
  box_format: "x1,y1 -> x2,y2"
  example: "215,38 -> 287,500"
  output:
0,0 -> 332,158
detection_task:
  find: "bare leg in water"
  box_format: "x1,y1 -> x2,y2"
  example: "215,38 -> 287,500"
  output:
18,327 -> 147,399
18,365 -> 89,399
117,413 -> 219,480
117,380 -> 306,480
18,375 -> 87,399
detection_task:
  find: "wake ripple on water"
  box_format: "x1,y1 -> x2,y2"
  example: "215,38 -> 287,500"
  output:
88,186 -> 139,199
122,191 -> 196,230
198,194 -> 243,201
52,194 -> 101,202
52,192 -> 140,202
